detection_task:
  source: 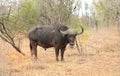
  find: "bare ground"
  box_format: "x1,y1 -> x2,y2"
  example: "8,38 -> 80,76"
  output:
0,27 -> 120,76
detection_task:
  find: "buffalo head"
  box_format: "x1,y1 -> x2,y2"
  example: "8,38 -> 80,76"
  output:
60,26 -> 84,46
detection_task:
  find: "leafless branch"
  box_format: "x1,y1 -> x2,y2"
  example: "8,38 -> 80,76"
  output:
0,3 -> 25,55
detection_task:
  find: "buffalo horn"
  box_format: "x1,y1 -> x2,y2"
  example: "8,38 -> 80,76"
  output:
77,26 -> 84,35
60,30 -> 68,35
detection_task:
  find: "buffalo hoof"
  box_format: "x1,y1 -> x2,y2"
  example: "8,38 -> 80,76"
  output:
61,59 -> 64,62
31,56 -> 38,62
32,58 -> 39,64
56,58 -> 59,61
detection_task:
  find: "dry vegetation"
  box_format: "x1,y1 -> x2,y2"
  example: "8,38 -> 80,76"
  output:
0,27 -> 120,76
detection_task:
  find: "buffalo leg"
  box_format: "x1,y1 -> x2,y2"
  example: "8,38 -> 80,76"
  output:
32,45 -> 37,60
61,48 -> 65,61
30,43 -> 33,57
55,48 -> 59,61
30,41 -> 37,60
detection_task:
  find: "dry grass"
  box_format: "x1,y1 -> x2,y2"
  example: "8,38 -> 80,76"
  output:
0,27 -> 120,76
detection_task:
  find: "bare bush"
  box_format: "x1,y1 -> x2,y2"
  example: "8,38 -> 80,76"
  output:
0,1 -> 24,55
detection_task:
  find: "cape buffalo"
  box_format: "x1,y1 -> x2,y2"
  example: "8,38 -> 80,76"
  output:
28,25 -> 84,61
